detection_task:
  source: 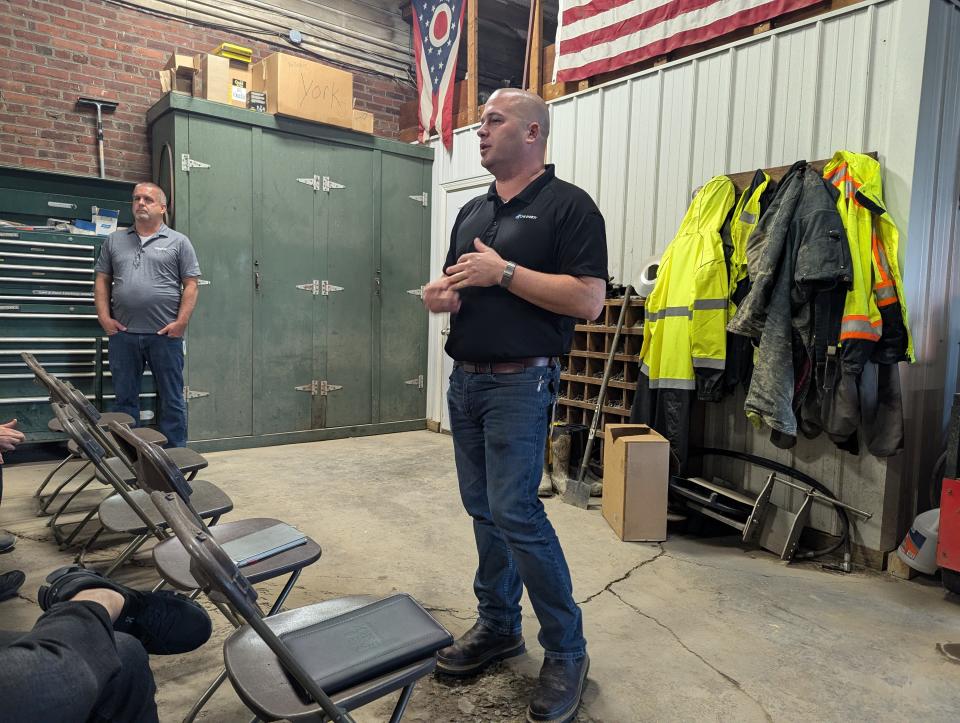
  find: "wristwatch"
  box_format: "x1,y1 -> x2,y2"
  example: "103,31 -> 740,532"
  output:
500,261 -> 517,288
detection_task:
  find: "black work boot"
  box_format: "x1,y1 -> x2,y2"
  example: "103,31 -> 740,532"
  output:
435,621 -> 525,676
526,654 -> 590,723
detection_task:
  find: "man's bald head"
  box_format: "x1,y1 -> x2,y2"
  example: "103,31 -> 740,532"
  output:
487,88 -> 550,143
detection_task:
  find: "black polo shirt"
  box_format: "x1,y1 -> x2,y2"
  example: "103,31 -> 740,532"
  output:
443,164 -> 608,362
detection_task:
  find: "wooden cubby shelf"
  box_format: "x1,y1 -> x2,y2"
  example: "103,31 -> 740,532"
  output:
556,295 -> 645,440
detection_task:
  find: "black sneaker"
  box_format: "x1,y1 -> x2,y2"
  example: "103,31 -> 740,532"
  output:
38,565 -> 212,655
0,533 -> 16,554
526,654 -> 590,723
0,570 -> 25,601
435,621 -> 525,676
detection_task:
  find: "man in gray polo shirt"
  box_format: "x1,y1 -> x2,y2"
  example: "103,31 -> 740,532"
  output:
94,182 -> 200,448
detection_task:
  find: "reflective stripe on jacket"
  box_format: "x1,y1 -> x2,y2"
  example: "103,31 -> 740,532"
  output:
823,151 -> 914,364
640,176 -> 734,402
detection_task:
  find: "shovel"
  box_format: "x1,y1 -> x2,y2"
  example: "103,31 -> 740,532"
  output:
563,286 -> 634,508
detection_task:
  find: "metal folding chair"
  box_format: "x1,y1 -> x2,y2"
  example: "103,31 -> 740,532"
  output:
51,380 -> 208,549
51,403 -> 232,577
20,352 -> 166,524
111,421 -> 324,721
152,490 -> 452,723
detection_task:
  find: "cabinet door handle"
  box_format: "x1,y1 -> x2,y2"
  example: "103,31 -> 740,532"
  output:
255,271 -> 261,290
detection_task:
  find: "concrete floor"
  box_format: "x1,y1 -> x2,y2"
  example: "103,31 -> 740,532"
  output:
1,429 -> 958,722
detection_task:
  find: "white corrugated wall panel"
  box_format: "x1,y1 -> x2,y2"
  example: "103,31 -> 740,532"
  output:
573,92 -> 603,200
597,83 -> 631,284
623,73 -> 663,283
424,0 -> 937,551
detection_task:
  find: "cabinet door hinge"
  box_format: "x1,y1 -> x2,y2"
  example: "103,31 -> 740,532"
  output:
183,386 -> 210,400
297,175 -> 321,191
319,380 -> 343,396
323,176 -> 345,193
295,380 -> 318,395
404,374 -> 425,390
321,280 -> 344,296
181,154 -> 210,172
296,280 -> 320,295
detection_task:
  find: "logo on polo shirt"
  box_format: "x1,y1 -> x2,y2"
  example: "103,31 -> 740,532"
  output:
515,214 -> 538,220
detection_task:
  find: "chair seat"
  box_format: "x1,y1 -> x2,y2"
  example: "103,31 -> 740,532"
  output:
98,481 -> 233,534
49,411 -> 135,433
152,518 -> 322,589
95,446 -> 206,485
223,596 -> 438,721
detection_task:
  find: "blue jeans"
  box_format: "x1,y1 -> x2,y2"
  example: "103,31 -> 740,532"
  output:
447,363 -> 586,660
108,332 -> 187,448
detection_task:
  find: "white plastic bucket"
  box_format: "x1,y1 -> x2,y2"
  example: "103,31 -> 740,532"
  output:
897,508 -> 940,575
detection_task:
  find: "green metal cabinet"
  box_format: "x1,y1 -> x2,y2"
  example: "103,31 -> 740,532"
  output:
0,169 -> 157,444
147,94 -> 432,451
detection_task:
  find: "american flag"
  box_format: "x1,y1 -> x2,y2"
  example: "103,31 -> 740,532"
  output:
555,0 -> 822,83
411,0 -> 465,150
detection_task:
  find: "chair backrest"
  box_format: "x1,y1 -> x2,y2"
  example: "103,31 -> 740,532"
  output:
150,490 -> 351,722
51,402 -> 108,466
21,352 -> 71,403
108,420 -> 197,509
51,403 -> 164,538
59,382 -> 136,471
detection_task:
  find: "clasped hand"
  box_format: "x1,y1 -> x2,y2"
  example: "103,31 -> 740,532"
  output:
423,238 -> 507,313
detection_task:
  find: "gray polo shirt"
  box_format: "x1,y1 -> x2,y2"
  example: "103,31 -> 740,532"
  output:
95,224 -> 201,333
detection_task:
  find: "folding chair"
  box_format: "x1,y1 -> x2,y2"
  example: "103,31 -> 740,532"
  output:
51,380 -> 208,548
110,420 -> 325,721
152,489 -> 453,723
20,352 -> 167,520
51,403 -> 232,577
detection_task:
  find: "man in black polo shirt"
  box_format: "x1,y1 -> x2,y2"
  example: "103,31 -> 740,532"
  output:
423,88 -> 607,723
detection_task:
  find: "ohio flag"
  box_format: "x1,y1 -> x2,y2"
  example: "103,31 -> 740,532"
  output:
411,0 -> 464,150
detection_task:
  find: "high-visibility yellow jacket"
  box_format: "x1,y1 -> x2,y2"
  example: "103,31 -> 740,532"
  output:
823,151 -> 914,363
640,176 -> 735,401
727,169 -> 773,313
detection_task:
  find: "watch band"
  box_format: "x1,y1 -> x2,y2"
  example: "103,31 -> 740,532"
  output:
500,261 -> 517,288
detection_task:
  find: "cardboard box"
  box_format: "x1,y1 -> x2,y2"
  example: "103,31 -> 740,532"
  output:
250,53 -> 353,128
352,108 -> 374,134
160,53 -> 196,94
194,53 -> 251,108
602,424 -> 670,541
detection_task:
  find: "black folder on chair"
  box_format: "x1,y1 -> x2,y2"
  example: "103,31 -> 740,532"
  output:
279,593 -> 453,699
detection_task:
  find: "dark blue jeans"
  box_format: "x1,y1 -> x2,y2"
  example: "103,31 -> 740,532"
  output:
108,332 -> 187,448
447,363 -> 586,660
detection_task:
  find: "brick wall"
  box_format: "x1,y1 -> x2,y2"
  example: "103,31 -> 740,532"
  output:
0,0 -> 416,182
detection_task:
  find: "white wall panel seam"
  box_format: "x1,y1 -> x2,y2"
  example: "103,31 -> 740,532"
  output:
723,47 -> 736,174
687,59 -> 700,195
619,81 -> 634,280
860,4 -> 878,154
764,33 -> 778,167
808,19 -> 823,154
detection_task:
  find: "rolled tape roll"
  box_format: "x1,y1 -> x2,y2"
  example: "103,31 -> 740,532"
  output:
635,255 -> 661,298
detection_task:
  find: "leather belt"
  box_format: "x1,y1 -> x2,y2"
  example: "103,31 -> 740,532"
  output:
456,356 -> 554,374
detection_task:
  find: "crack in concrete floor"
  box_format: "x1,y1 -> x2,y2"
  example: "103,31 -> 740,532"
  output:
574,542 -> 775,721
605,585 -> 774,722
577,544 -> 666,606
